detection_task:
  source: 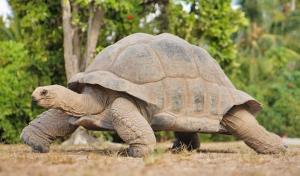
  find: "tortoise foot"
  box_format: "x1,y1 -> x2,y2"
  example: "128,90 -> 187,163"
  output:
21,126 -> 50,153
171,132 -> 200,152
127,145 -> 153,157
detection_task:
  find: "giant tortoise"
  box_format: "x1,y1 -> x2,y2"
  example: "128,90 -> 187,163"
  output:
21,33 -> 286,157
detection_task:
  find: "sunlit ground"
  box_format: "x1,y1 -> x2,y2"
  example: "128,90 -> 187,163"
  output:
0,141 -> 299,176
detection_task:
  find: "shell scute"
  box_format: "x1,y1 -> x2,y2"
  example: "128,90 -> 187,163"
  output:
185,79 -> 206,114
111,44 -> 164,84
149,38 -> 198,78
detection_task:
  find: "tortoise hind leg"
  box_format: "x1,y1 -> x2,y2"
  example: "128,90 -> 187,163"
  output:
21,109 -> 78,153
172,132 -> 200,151
111,97 -> 156,157
221,105 -> 286,154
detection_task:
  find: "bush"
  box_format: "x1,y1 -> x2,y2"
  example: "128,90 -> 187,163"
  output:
0,41 -> 39,143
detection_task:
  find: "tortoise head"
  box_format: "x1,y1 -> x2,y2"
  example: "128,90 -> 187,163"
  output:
32,85 -> 67,108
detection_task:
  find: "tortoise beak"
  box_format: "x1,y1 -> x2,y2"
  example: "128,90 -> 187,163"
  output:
31,87 -> 44,103
32,96 -> 38,103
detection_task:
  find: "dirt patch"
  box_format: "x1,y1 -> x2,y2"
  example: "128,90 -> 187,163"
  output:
0,142 -> 299,176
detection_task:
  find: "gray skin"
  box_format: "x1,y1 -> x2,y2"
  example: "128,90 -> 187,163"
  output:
21,84 -> 285,157
21,33 -> 286,157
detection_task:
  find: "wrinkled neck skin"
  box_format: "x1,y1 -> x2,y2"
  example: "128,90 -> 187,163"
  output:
57,85 -> 111,117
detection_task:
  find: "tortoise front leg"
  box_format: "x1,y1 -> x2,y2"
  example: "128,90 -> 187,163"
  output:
221,105 -> 286,154
111,97 -> 156,157
21,109 -> 78,153
172,132 -> 200,151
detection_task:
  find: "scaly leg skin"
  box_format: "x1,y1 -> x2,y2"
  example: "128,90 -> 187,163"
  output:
221,105 -> 286,154
111,97 -> 156,157
21,109 -> 78,153
172,132 -> 200,152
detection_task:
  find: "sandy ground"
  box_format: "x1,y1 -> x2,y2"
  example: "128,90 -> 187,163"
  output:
0,141 -> 299,176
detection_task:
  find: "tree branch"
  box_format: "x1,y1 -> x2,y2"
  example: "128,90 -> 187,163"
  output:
71,3 -> 82,71
61,0 -> 79,80
83,2 -> 103,68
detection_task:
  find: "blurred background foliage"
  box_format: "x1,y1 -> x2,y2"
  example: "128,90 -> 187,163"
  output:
0,0 -> 299,143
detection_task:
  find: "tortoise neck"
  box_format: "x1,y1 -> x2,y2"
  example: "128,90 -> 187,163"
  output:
58,86 -> 106,116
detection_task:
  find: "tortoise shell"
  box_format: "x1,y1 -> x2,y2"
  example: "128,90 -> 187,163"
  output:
69,33 -> 261,132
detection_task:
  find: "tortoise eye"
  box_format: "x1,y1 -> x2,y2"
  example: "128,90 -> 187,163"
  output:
40,89 -> 48,96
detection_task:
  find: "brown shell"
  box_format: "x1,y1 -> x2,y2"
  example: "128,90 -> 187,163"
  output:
69,33 -> 261,124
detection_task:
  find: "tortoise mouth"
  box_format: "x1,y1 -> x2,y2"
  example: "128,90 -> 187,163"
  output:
32,96 -> 40,103
32,97 -> 46,107
31,95 -> 48,104
32,95 -> 56,108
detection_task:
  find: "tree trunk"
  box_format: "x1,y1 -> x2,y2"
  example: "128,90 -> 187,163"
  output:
61,0 -> 79,80
61,0 -> 104,145
83,2 -> 103,70
291,0 -> 296,11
